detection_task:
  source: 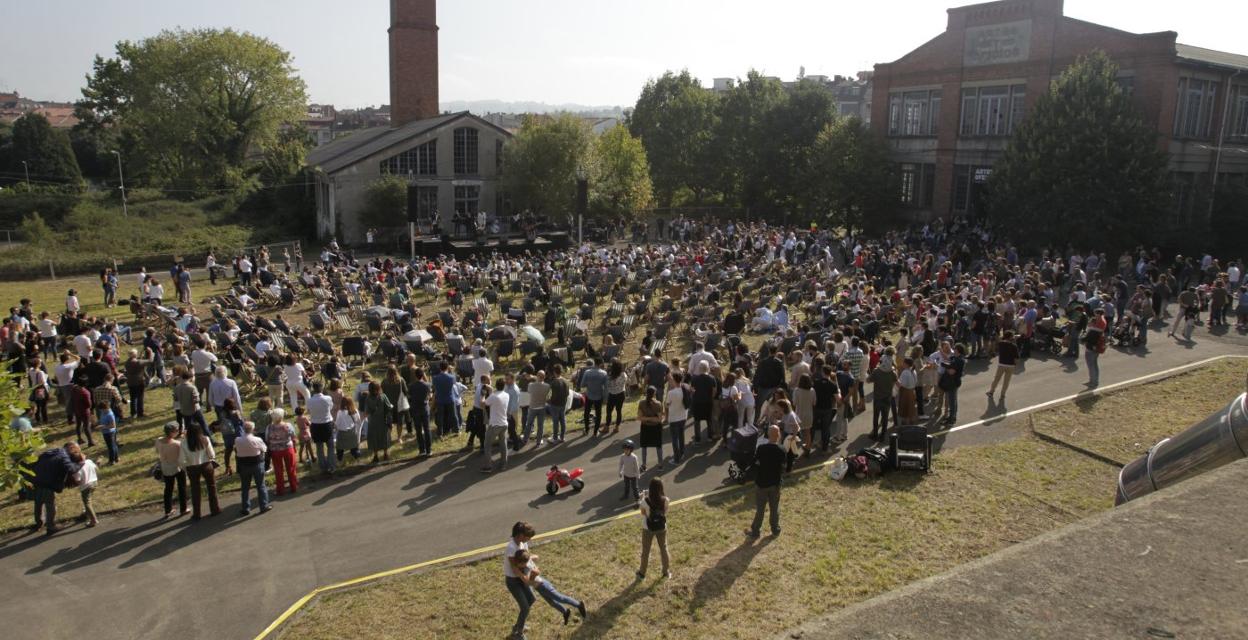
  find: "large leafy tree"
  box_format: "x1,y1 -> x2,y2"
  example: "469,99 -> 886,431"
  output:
985,50 -> 1169,251
763,79 -> 839,218
358,175 -> 408,230
590,125 -> 654,219
76,28 -> 307,192
808,117 -> 898,236
713,71 -> 788,217
628,70 -> 719,206
502,114 -> 594,217
1,112 -> 83,187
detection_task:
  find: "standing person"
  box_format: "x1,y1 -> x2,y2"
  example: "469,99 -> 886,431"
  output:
637,477 -> 671,579
381,365 -> 409,445
665,373 -> 690,464
578,358 -> 607,436
432,361 -> 458,437
27,358 -> 50,425
154,423 -> 187,518
361,381 -> 393,463
504,522 -> 537,640
546,365 -> 570,443
75,452 -> 100,527
70,378 -> 94,447
307,383 -> 336,474
618,440 -> 640,501
266,408 -> 299,495
791,374 -> 816,452
688,362 -> 717,443
189,340 -> 218,403
514,549 -> 588,626
480,379 -> 510,473
868,358 -> 898,441
96,407 -> 121,466
897,358 -> 919,426
173,371 -> 208,435
123,349 -> 150,419
525,370 -> 550,446
1084,309 -> 1108,387
637,386 -> 665,472
733,369 -> 755,432
218,398 -> 244,476
1170,286 -> 1199,338
604,360 -> 628,435
745,425 -> 785,539
283,354 -> 309,413
54,352 -> 80,426
178,423 -> 220,521
409,368 -> 432,456
207,366 -> 243,426
29,442 -> 82,536
938,344 -> 967,426
235,421 -> 272,515
987,330 -> 1019,402
334,396 -> 363,463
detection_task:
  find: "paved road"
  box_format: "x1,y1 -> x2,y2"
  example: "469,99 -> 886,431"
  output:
1,324 -> 1243,640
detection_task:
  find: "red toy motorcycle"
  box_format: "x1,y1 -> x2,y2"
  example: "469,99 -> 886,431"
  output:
545,465 -> 585,495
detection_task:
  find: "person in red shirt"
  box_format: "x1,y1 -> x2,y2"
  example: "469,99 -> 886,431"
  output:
1084,309 -> 1108,387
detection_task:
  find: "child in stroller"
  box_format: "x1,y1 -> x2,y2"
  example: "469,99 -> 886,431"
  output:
726,423 -> 763,482
1111,312 -> 1143,347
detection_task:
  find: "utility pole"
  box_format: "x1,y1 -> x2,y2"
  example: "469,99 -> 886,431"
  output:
20,160 -> 30,189
111,150 -> 128,216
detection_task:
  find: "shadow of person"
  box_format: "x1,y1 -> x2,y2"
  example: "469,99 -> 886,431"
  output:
567,580 -> 661,640
24,517 -> 174,575
312,459 -> 413,506
688,536 -> 774,613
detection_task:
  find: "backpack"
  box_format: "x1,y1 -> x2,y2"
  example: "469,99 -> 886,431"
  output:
680,384 -> 693,410
645,500 -> 667,531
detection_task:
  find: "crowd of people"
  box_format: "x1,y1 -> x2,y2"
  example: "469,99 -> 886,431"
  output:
7,215 -> 1244,636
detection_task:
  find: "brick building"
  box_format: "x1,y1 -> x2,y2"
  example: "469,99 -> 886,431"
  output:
307,0 -> 511,243
871,0 -> 1248,223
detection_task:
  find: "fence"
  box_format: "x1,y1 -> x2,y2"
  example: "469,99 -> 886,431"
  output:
0,238 -> 306,281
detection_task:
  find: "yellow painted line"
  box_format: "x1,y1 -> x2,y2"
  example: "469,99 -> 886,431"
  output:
255,353 -> 1247,639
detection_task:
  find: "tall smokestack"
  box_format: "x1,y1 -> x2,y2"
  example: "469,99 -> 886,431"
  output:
389,0 -> 439,127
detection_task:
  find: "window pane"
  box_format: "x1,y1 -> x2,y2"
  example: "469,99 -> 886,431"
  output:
930,93 -> 942,135
961,90 -> 977,136
454,128 -> 479,174
889,95 -> 902,135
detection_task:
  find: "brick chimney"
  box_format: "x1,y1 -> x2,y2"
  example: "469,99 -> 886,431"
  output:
389,0 -> 439,127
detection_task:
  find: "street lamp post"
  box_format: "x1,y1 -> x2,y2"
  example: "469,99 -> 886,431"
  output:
575,167 -> 588,246
111,150 -> 128,217
20,161 -> 30,189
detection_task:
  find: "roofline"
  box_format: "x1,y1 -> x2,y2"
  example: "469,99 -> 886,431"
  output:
313,111 -> 514,176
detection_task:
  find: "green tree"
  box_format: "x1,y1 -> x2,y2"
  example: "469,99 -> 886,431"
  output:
68,125 -> 119,180
628,70 -> 719,206
590,125 -> 654,219
763,79 -> 839,218
0,375 -> 44,495
19,212 -> 54,256
503,114 -> 593,216
713,71 -> 788,217
358,175 -> 408,230
985,50 -> 1170,251
76,28 -> 307,192
2,112 -> 82,187
808,117 -> 898,236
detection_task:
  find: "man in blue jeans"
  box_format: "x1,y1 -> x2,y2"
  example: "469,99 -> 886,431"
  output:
504,521 -> 537,640
234,421 -> 271,516
665,373 -> 689,463
431,361 -> 458,436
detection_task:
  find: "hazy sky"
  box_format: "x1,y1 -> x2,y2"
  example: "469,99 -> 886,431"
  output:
2,0 -> 1245,109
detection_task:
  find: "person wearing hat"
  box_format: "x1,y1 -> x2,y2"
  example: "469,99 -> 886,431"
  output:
618,440 -> 640,501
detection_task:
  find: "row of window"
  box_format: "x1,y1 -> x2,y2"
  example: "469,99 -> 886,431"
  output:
408,184 -> 513,218
380,127 -> 492,176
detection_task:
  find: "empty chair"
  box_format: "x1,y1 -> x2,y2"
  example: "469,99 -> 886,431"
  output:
446,335 -> 465,357
888,426 -> 934,473
456,355 -> 475,380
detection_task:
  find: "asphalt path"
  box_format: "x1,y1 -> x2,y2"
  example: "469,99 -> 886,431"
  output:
1,321 -> 1244,640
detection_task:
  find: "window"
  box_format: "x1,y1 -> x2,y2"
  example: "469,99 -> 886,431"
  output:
413,186 -> 438,221
898,163 -> 937,208
1231,85 -> 1248,139
454,127 -> 479,175
380,140 -> 437,176
960,85 -> 1026,136
454,185 -> 480,215
953,164 -> 992,215
888,89 -> 941,136
1174,78 -> 1219,139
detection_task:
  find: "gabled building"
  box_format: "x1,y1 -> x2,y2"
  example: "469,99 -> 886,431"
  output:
872,0 -> 1248,223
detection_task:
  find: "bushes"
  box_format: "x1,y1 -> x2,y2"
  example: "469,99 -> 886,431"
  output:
0,197 -> 251,278
0,187 -> 80,228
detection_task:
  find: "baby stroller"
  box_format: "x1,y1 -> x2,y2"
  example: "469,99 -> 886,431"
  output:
1031,325 -> 1064,355
727,423 -> 762,482
1111,315 -> 1141,347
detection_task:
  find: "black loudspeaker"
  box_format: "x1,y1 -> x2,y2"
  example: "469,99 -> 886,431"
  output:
407,186 -> 420,223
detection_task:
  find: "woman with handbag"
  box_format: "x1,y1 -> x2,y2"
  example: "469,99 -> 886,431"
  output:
178,423 -> 220,521
381,365 -> 410,445
636,386 -> 665,472
154,422 -> 187,517
637,477 -> 671,580
361,381 -> 394,463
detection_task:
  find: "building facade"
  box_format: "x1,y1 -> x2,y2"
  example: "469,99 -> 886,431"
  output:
871,0 -> 1248,223
307,111 -> 511,243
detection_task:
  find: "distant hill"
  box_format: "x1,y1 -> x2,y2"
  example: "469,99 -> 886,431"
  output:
441,100 -> 626,117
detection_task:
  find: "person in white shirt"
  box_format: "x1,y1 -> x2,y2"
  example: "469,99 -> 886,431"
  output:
75,456 -> 100,527
207,366 -> 243,424
72,332 -> 93,358
472,350 -> 494,394
282,354 -> 309,412
480,380 -> 510,473
665,373 -> 689,464
190,344 -> 218,400
239,257 -> 254,286
37,312 -> 57,356
306,383 -> 336,474
65,289 -> 81,315
334,396 -> 363,462
504,522 -> 537,639
53,353 -> 80,424
687,343 -> 718,377
149,280 -> 165,304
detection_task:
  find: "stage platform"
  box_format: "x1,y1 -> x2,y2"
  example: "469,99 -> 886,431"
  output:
411,232 -> 571,258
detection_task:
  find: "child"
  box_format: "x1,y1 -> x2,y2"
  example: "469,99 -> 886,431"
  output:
618,440 -> 640,501
295,406 -> 313,464
97,408 -> 120,465
76,455 -> 99,527
514,549 -> 587,626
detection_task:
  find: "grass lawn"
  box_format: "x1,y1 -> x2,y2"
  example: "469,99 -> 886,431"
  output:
277,361 -> 1245,640
1031,358 -> 1246,465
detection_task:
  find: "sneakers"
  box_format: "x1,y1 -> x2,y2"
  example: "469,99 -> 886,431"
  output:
576,601 -> 587,620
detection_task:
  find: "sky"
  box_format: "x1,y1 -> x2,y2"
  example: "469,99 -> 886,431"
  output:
2,0 -> 1246,109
